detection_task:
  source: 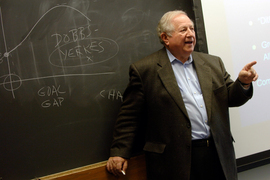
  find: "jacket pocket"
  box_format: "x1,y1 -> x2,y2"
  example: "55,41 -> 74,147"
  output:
143,142 -> 166,154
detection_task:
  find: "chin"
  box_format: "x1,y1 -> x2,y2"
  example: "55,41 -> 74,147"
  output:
184,49 -> 194,54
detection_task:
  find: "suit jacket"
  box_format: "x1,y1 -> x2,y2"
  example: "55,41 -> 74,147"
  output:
110,47 -> 252,180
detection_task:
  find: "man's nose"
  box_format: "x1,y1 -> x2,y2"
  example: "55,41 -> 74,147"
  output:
187,28 -> 194,36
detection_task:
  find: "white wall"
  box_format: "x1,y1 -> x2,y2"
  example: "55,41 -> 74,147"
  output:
201,0 -> 270,159
238,164 -> 270,180
200,1 -> 270,179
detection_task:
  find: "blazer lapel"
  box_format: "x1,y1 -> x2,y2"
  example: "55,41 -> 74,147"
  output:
192,52 -> 212,121
157,49 -> 189,119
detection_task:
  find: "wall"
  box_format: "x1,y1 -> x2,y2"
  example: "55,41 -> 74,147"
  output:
238,164 -> 270,180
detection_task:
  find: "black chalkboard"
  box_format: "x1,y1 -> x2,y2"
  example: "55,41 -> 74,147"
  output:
0,1 -> 197,179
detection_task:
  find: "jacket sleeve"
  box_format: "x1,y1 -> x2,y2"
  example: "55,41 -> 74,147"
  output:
110,64 -> 146,158
218,57 -> 253,107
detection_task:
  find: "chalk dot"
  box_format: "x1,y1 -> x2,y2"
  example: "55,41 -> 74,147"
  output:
4,52 -> 9,57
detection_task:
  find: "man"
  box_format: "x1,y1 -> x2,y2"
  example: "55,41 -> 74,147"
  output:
106,10 -> 258,180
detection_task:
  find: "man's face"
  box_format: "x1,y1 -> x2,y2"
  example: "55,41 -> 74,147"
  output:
164,14 -> 196,61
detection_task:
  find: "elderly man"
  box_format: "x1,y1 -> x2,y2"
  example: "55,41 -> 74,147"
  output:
106,10 -> 258,180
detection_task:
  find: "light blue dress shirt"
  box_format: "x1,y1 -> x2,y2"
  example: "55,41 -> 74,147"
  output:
166,49 -> 210,140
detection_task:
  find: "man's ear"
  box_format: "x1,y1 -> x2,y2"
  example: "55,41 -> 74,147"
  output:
161,32 -> 169,45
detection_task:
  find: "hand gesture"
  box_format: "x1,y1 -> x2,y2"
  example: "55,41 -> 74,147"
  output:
238,61 -> 258,85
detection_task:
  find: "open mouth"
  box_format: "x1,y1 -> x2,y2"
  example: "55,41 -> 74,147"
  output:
185,41 -> 193,44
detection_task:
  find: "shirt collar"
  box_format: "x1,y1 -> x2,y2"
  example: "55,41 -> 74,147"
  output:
166,48 -> 193,65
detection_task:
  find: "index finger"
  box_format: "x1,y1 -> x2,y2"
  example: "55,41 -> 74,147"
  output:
245,61 -> 257,70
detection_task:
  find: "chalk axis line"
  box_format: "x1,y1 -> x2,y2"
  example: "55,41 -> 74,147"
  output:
0,4 -> 116,99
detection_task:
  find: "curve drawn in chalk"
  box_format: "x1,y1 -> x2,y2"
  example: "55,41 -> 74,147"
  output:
0,4 -> 117,99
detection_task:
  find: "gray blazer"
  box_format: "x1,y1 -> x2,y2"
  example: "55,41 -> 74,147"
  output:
110,47 -> 252,180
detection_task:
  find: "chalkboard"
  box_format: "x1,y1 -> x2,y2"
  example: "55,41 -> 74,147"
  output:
0,1 -> 197,179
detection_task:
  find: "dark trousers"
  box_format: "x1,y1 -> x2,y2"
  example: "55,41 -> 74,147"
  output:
190,138 -> 226,180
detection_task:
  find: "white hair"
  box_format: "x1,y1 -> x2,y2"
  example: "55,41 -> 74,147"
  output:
157,10 -> 190,44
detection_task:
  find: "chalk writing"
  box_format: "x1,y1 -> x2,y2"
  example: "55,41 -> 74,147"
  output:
37,85 -> 66,97
49,37 -> 118,67
50,24 -> 118,68
100,89 -> 123,102
51,26 -> 92,47
38,85 -> 66,108
41,97 -> 65,108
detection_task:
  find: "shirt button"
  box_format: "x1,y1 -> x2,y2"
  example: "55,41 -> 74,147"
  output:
200,105 -> 203,108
